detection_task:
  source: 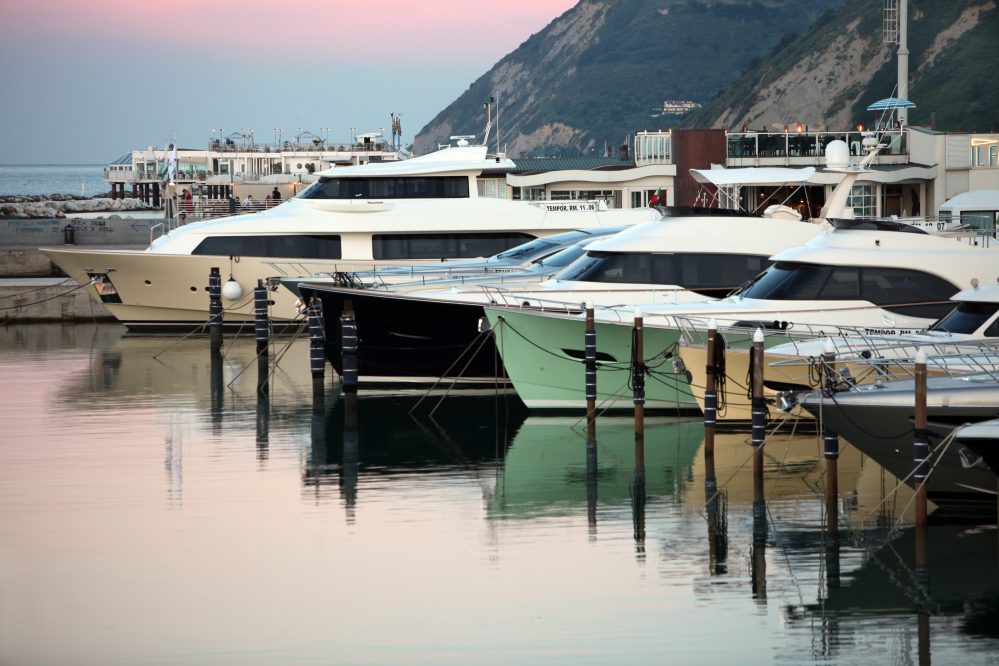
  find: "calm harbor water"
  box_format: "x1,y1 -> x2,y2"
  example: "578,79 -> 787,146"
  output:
0,164 -> 107,196
1,323 -> 998,665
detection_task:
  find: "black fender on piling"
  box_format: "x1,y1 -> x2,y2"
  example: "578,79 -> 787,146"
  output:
209,267 -> 223,352
309,296 -> 326,397
255,279 -> 270,354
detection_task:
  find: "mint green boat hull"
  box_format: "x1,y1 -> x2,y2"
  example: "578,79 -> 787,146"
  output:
485,308 -> 698,412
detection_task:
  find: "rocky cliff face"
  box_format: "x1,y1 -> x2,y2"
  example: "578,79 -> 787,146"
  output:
682,0 -> 998,132
414,0 -> 846,157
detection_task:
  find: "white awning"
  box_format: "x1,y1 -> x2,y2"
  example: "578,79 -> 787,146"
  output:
690,167 -> 815,186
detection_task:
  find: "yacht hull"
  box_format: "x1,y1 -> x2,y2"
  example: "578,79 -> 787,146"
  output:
799,386 -> 999,506
298,284 -> 499,380
40,248 -> 421,331
485,308 -> 699,413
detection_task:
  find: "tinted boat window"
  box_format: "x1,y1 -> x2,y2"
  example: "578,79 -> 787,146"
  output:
819,267 -> 861,299
372,233 -> 533,260
192,235 -> 341,259
861,267 -> 957,319
675,254 -> 771,290
743,262 -> 958,319
299,176 -> 469,199
743,262 -> 832,300
571,252 -> 675,284
928,302 -> 999,335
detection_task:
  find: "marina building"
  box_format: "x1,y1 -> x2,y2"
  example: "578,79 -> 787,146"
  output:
103,126 -> 999,225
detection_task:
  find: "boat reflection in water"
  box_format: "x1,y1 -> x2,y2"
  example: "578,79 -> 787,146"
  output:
6,322 -> 999,664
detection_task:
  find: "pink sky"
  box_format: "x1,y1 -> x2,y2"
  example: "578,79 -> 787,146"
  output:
3,0 -> 580,62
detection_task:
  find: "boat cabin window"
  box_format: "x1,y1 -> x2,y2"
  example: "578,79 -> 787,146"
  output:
552,252 -> 771,295
927,302 -> 999,336
742,262 -> 958,319
298,176 -> 469,199
372,233 -> 534,260
191,235 -> 342,259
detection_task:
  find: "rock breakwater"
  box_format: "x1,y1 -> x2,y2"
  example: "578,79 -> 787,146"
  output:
0,195 -> 155,219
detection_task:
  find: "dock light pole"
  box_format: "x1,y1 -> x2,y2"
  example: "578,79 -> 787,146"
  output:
822,339 -> 840,537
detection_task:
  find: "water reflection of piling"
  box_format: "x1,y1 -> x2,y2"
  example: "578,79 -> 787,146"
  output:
586,441 -> 598,532
706,480 -> 727,576
751,497 -> 767,602
255,385 -> 269,461
342,398 -> 359,521
210,350 -> 223,433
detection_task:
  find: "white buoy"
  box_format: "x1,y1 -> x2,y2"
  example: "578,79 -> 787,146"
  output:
914,348 -> 927,364
222,278 -> 242,301
634,306 -> 644,319
824,339 -> 836,355
586,297 -> 595,311
754,328 -> 765,344
708,317 -> 718,331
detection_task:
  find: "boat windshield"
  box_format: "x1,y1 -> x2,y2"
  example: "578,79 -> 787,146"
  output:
551,251 -> 771,295
927,302 -> 999,335
494,238 -> 560,261
741,261 -> 958,319
531,243 -> 589,268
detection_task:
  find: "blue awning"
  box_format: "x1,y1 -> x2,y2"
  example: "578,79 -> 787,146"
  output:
867,97 -> 916,110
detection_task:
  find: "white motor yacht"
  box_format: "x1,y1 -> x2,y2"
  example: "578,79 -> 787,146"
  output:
43,142 -> 657,330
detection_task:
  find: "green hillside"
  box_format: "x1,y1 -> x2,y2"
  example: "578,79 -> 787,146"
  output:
414,0 -> 846,157
682,0 -> 999,132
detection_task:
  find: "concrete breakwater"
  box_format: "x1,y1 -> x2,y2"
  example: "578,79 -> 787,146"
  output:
0,194 -> 155,219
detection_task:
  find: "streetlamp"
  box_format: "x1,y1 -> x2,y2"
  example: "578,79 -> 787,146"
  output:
274,128 -> 283,148
349,127 -> 357,145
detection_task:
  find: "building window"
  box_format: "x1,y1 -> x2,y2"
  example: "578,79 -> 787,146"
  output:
372,233 -> 534,260
847,185 -> 874,218
551,190 -> 621,209
523,188 -> 545,201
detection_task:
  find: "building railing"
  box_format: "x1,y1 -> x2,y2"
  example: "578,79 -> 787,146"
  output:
207,141 -> 396,154
634,132 -> 672,166
726,129 -> 909,160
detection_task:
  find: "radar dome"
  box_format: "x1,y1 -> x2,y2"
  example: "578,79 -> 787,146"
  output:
824,140 -> 849,169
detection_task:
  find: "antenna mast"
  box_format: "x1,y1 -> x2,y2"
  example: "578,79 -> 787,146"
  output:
883,0 -> 909,125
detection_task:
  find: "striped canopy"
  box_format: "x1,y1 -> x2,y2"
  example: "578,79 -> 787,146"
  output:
867,97 -> 917,110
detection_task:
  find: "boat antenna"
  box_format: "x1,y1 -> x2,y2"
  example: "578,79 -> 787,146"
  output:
481,97 -> 494,148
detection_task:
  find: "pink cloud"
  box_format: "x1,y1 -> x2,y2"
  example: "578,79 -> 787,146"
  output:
2,0 -> 579,62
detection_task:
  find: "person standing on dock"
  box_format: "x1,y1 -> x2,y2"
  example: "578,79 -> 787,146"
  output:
271,187 -> 281,203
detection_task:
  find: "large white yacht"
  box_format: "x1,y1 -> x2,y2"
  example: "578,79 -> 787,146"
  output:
44,142 -> 657,330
